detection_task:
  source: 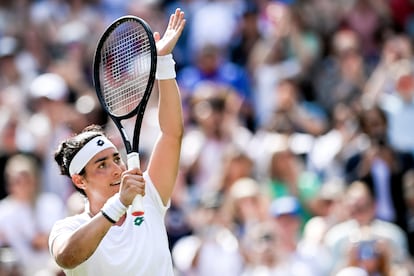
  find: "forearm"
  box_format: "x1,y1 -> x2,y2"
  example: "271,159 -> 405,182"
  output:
146,78 -> 183,204
158,78 -> 184,139
52,214 -> 112,269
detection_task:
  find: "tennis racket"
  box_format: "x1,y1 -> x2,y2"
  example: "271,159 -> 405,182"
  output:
93,15 -> 157,217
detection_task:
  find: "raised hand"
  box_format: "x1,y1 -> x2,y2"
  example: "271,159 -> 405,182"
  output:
154,8 -> 186,56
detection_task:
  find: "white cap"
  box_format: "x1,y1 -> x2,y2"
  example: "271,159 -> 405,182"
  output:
270,196 -> 300,217
336,267 -> 368,276
230,177 -> 259,200
29,73 -> 68,101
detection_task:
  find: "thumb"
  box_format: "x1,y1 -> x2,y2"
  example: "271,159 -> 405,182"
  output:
153,32 -> 161,42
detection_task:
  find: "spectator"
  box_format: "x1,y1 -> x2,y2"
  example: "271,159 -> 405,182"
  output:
324,181 -> 411,274
180,82 -> 251,202
313,28 -> 369,114
306,101 -> 360,182
239,221 -> 279,276
341,237 -> 410,276
215,147 -> 255,196
229,2 -> 262,70
265,140 -> 322,229
362,33 -> 413,104
340,0 -> 391,58
28,72 -> 82,203
263,78 -> 327,137
172,192 -> 244,276
223,177 -> 271,240
302,178 -> 348,245
177,44 -> 254,128
248,1 -> 303,127
269,196 -> 325,275
379,59 -> 414,154
0,154 -> 65,275
0,108 -> 37,200
0,35 -> 36,96
345,105 -> 414,229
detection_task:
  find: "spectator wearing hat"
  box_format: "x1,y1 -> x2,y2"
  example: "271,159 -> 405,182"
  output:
302,178 -> 348,244
28,72 -> 84,203
223,177 -> 270,240
301,179 -> 348,274
269,196 -> 325,276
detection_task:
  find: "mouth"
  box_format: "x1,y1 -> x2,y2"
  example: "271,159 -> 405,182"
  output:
110,181 -> 121,187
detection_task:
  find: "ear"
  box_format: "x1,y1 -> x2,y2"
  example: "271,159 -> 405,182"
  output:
71,174 -> 86,191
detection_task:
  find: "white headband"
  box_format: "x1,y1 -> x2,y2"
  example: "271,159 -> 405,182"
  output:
69,136 -> 116,176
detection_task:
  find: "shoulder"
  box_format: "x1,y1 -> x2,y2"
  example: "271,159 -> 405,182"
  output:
372,219 -> 406,237
49,213 -> 89,237
51,213 -> 90,235
324,220 -> 356,245
48,212 -> 90,259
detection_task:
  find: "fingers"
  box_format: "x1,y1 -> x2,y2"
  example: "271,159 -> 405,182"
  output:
156,8 -> 186,56
168,8 -> 186,32
120,169 -> 146,205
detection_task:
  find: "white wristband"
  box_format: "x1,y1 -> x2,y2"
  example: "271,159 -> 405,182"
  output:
156,54 -> 176,80
101,193 -> 127,223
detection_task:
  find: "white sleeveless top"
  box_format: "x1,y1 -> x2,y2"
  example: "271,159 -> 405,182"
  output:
49,172 -> 173,276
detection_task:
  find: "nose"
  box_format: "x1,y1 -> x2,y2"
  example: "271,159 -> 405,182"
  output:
112,161 -> 125,176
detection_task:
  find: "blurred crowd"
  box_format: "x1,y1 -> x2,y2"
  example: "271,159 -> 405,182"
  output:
0,0 -> 414,275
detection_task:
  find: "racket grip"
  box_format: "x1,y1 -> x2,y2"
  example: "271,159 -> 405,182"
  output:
127,152 -> 145,216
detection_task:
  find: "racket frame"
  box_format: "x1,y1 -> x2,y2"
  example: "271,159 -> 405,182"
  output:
93,15 -> 157,217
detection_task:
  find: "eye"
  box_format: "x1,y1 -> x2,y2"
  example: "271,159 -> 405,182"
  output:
98,162 -> 106,169
114,156 -> 121,164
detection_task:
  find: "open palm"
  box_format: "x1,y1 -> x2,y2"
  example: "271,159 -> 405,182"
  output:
155,8 -> 186,56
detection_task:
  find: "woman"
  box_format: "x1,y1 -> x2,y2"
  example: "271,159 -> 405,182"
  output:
48,8 -> 186,275
1,153 -> 65,275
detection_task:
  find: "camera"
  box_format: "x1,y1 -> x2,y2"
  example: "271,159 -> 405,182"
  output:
357,240 -> 377,260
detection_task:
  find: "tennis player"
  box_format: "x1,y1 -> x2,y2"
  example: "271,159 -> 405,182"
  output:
48,8 -> 185,275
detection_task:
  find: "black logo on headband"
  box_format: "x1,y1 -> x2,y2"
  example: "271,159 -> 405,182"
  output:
97,139 -> 105,146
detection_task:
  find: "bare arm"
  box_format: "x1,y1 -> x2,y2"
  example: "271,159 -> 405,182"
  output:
51,165 -> 145,268
51,214 -> 113,269
147,8 -> 186,205
49,10 -> 187,269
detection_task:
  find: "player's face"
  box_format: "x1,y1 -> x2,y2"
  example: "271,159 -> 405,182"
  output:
83,148 -> 126,203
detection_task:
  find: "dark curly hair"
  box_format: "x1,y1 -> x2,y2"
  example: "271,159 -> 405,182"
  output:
54,125 -> 107,195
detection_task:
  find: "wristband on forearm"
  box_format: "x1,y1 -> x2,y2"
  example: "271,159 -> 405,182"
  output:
101,193 -> 127,224
156,54 -> 176,80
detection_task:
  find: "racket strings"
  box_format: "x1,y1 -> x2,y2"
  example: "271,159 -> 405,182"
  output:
101,21 -> 152,116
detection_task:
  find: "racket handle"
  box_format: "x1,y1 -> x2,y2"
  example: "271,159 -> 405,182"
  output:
127,152 -> 145,216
